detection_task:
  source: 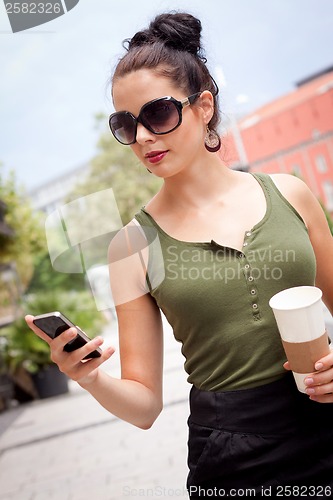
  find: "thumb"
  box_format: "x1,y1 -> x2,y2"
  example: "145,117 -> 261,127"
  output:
283,360 -> 291,371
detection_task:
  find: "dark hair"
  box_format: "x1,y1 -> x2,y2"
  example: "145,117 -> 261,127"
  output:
112,12 -> 220,131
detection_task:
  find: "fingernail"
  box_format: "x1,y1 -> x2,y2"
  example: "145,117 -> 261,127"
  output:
315,362 -> 324,370
306,387 -> 315,395
304,377 -> 314,386
67,328 -> 77,338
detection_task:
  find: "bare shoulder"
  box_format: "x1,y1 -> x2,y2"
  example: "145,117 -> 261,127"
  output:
269,173 -> 330,234
269,173 -> 313,200
108,219 -> 150,307
108,218 -> 148,262
269,174 -> 320,223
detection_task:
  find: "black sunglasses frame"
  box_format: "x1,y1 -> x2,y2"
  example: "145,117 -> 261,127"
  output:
109,92 -> 202,145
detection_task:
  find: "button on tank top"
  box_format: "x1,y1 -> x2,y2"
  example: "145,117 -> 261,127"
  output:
134,173 -> 316,391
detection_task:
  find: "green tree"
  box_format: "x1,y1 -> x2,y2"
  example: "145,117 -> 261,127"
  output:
25,117 -> 162,301
0,167 -> 44,289
27,250 -> 86,293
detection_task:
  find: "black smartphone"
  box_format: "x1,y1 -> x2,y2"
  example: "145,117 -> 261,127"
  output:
33,311 -> 102,359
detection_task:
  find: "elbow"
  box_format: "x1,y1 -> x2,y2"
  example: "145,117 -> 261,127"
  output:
138,417 -> 157,430
138,421 -> 154,431
136,402 -> 163,430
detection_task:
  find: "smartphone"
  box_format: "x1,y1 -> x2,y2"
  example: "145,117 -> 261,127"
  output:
33,311 -> 102,359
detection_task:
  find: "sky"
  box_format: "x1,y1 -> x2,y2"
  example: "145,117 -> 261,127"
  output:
1,0 -> 333,191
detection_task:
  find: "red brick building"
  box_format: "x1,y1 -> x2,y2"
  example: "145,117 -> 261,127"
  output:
222,66 -> 333,213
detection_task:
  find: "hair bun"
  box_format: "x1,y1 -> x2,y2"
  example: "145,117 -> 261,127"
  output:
127,12 -> 203,57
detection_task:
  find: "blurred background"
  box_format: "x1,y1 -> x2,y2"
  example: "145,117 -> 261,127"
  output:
0,0 -> 333,498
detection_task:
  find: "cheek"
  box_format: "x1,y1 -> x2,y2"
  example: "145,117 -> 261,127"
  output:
181,110 -> 206,142
130,144 -> 144,160
177,119 -> 205,151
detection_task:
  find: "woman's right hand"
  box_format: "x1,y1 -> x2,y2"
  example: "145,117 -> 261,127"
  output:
25,315 -> 115,386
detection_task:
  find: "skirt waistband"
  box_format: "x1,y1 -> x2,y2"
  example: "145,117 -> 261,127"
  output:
189,373 -> 330,435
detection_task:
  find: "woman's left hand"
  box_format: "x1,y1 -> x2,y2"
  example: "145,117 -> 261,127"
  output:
284,348 -> 333,403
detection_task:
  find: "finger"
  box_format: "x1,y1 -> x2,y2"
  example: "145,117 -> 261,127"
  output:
51,330 -> 100,366
53,339 -> 114,378
25,315 -> 53,345
68,346 -> 115,382
313,348 -> 333,372
63,335 -> 106,365
51,327 -> 77,352
305,371 -> 333,395
82,345 -> 115,367
305,366 -> 333,387
309,393 -> 333,404
305,381 -> 333,396
283,360 -> 291,371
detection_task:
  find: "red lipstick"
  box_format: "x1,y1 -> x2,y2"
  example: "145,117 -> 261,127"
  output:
145,150 -> 168,164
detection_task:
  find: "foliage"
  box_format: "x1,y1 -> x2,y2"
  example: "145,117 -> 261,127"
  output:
1,290 -> 106,374
27,250 -> 86,293
70,120 -> 162,224
0,167 -> 44,288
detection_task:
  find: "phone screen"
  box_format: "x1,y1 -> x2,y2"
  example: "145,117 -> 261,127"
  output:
33,316 -> 71,339
33,313 -> 102,358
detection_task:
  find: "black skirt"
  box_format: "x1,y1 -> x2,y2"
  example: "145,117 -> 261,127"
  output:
187,373 -> 333,498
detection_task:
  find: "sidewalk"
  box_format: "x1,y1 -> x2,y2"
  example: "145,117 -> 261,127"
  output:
0,318 -> 190,500
1,310 -> 332,500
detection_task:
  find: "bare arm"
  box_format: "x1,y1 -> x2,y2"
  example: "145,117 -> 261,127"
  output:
271,174 -> 333,314
272,174 -> 333,402
25,221 -> 164,428
79,294 -> 163,430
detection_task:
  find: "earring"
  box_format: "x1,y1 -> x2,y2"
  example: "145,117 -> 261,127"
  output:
205,126 -> 221,153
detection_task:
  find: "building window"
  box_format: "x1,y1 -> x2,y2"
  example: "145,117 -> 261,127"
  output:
315,155 -> 328,173
323,181 -> 333,211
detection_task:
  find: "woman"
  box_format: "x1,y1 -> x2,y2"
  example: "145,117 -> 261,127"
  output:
26,12 -> 333,497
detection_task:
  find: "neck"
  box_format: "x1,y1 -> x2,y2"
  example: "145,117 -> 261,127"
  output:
160,155 -> 240,211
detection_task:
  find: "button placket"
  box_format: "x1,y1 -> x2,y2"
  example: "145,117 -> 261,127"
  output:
240,252 -> 260,318
240,231 -> 261,317
242,229 -> 253,249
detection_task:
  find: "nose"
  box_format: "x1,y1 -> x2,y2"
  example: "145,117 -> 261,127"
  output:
135,122 -> 156,144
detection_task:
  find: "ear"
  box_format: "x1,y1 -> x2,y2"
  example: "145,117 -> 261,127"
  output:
198,90 -> 215,125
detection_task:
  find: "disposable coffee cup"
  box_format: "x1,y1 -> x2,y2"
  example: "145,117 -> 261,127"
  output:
269,286 -> 330,393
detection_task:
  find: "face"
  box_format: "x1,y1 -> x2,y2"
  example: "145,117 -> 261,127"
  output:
112,69 -> 213,178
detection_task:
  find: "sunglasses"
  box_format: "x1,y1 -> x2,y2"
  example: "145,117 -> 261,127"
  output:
109,92 -> 201,145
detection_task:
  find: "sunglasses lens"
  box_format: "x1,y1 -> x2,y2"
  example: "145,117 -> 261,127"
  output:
142,99 -> 180,133
110,112 -> 136,145
109,98 -> 182,144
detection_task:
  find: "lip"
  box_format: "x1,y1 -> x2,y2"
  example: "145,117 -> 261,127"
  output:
144,150 -> 168,164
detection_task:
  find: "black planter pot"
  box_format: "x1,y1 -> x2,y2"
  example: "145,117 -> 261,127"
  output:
0,374 -> 14,411
32,364 -> 69,399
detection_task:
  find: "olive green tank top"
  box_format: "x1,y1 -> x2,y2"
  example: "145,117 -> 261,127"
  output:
135,173 -> 316,391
